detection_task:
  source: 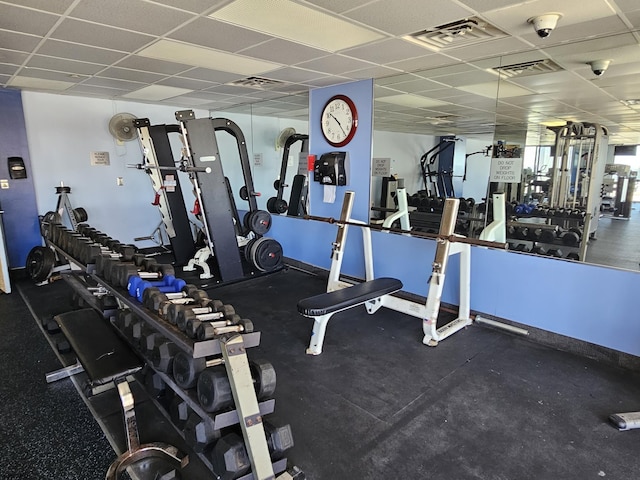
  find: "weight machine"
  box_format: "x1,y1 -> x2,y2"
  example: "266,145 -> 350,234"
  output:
420,137 -> 460,198
133,119 -> 196,266
267,133 -> 309,216
175,111 -> 283,282
547,122 -> 609,260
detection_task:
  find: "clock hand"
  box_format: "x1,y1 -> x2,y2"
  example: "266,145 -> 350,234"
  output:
329,113 -> 346,135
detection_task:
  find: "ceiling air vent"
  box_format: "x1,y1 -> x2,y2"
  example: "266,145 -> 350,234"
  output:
229,76 -> 285,89
404,17 -> 507,51
493,59 -> 563,78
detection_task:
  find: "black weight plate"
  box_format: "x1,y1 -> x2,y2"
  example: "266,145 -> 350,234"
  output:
72,207 -> 88,223
539,229 -> 556,244
239,185 -> 249,201
266,197 -> 278,214
273,179 -> 281,191
248,210 -> 272,235
274,199 -> 288,214
244,238 -> 257,263
251,237 -> 283,272
561,231 -> 580,246
26,246 -> 56,283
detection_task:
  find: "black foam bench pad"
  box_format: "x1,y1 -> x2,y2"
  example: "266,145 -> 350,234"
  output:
297,277 -> 403,317
55,308 -> 142,386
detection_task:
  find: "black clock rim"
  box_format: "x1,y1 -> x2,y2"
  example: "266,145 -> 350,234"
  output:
321,94 -> 358,147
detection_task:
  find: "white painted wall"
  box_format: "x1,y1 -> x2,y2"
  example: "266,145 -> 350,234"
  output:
462,136 -> 494,201
21,91 -> 208,245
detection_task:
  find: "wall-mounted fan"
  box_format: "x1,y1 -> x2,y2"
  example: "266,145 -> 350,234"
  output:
108,113 -> 137,142
275,127 -> 296,150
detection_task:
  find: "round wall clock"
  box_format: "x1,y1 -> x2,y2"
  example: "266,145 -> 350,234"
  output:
320,94 -> 358,147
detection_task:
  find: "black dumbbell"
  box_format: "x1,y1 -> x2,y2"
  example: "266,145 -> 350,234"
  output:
151,340 -> 179,374
146,286 -> 209,315
561,230 -> 581,246
539,228 -> 556,244
144,369 -> 166,399
547,248 -> 564,258
566,252 -> 580,261
184,413 -> 221,453
197,318 -> 254,341
530,245 -> 547,255
172,351 -> 225,389
168,395 -> 190,430
197,359 -> 276,413
176,301 -> 236,332
210,422 -> 294,479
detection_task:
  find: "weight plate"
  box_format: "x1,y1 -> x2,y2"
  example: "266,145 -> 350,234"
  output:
244,238 -> 257,263
273,179 -> 281,191
72,207 -> 88,223
266,197 -> 278,214
239,185 -> 249,201
250,237 -> 283,272
248,210 -> 272,235
26,246 -> 56,283
274,199 -> 288,214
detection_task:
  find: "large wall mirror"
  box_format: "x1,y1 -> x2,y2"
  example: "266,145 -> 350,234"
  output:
207,49 -> 639,273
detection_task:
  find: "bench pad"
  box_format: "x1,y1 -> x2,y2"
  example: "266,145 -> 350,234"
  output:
55,308 -> 142,386
298,277 -> 403,317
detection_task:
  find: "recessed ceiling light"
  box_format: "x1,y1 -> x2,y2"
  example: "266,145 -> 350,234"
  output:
209,0 -> 383,52
622,99 -> 640,106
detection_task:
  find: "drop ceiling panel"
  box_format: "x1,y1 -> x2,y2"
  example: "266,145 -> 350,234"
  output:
0,30 -> 42,53
383,78 -> 450,94
156,76 -> 218,90
9,0 -> 76,14
26,55 -> 104,76
341,39 -> 431,64
146,0 -> 230,14
65,84 -> 129,97
168,18 -> 272,53
36,40 -> 128,64
457,0 -> 525,12
0,50 -> 29,66
387,54 -> 460,73
180,68 -> 244,83
99,67 -> 167,84
303,76 -> 350,87
0,64 -> 18,76
344,0 -> 474,36
19,67 -> 84,83
238,39 -> 327,65
68,0 -> 194,35
265,67 -> 327,83
210,0 -> 384,52
83,76 -> 146,90
432,70 -> 499,87
0,3 -> 60,36
292,0 -> 374,14
51,19 -> 155,51
290,55 -> 375,76
345,66 -> 402,80
447,37 -> 531,62
123,85 -> 193,101
114,56 -> 192,75
625,10 -> 640,27
506,70 -> 578,89
8,76 -> 74,90
542,34 -> 637,58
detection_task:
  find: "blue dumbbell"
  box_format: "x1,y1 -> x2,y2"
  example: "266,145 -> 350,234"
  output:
127,274 -> 176,298
136,277 -> 187,303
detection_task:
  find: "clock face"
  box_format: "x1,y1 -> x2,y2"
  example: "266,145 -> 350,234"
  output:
321,95 -> 358,147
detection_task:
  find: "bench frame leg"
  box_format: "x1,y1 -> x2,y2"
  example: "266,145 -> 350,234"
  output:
306,313 -> 334,355
45,360 -> 84,383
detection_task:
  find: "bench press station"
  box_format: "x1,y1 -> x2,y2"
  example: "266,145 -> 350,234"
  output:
298,191 -> 492,355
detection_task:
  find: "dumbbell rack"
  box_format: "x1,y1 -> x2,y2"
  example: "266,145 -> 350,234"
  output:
40,223 -> 298,479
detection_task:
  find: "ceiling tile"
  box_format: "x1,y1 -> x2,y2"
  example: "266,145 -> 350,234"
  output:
65,84 -> 129,97
210,0 -> 384,51
51,19 -> 155,52
7,0 -> 76,14
0,30 -> 42,53
180,68 -> 244,83
19,67 -> 84,83
341,39 -> 430,64
123,85 -> 193,101
265,67 -> 325,83
156,76 -> 219,90
0,74 -> 11,85
36,39 -> 128,64
8,76 -> 74,90
69,0 -> 194,35
625,10 -> 640,27
296,55 -> 373,75
138,39 -> 281,75
145,0 -> 230,14
447,37 -> 531,62
345,65 -> 403,80
206,84 -> 267,95
457,0 -> 524,12
169,17 -> 272,53
432,70 -> 498,87
304,76 -> 350,87
26,55 -> 104,75
0,49 -> 29,65
344,0 -> 474,36
0,3 -> 60,36
239,39 -> 327,65
83,76 -> 146,90
98,66 -> 167,83
115,56 -> 192,75
301,0 -> 377,14
0,64 -> 19,76
387,54 -> 460,73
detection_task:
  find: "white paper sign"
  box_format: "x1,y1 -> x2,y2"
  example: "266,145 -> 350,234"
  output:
372,157 -> 391,177
90,151 -> 110,166
254,153 -> 263,166
489,157 -> 523,183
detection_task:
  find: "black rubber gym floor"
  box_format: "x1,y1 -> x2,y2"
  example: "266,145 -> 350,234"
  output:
4,266 -> 640,479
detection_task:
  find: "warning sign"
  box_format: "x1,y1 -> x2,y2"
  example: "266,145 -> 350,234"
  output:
489,157 -> 523,183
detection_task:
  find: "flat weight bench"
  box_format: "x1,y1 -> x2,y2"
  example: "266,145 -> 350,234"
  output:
46,309 -> 188,478
297,277 -> 403,355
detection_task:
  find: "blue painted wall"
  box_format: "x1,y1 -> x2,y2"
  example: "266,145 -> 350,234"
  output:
0,90 -> 41,268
